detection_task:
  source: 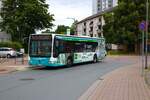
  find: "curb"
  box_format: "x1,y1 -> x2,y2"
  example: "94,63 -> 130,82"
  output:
0,68 -> 17,74
78,80 -> 101,100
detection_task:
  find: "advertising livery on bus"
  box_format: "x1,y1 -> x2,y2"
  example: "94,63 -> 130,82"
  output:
28,34 -> 107,67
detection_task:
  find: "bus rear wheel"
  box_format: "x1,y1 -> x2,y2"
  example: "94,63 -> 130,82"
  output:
93,55 -> 97,63
66,58 -> 73,67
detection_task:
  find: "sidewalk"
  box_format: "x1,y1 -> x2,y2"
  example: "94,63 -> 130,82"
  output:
0,57 -> 28,74
79,64 -> 150,100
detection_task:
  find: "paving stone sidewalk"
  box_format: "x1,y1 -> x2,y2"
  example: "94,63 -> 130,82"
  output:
79,64 -> 150,100
0,57 -> 28,74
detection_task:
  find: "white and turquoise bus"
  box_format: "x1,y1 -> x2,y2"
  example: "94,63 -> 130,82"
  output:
28,34 -> 107,67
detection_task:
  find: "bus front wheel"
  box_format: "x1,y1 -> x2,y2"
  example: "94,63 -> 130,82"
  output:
93,55 -> 97,63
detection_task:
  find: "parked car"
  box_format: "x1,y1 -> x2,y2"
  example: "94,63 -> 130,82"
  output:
0,47 -> 17,58
16,51 -> 23,57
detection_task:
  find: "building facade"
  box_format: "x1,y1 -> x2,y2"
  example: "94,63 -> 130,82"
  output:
76,12 -> 106,37
92,0 -> 118,14
76,0 -> 118,37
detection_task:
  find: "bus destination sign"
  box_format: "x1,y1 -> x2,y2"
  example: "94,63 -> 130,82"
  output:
31,35 -> 51,40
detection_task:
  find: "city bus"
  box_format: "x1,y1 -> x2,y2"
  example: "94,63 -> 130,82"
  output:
28,34 -> 107,67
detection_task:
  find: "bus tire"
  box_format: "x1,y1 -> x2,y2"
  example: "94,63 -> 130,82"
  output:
66,57 -> 73,67
93,55 -> 97,63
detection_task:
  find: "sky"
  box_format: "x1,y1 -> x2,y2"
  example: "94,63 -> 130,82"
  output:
46,0 -> 92,31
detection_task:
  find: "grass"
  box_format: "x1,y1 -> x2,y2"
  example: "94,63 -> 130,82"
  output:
107,50 -> 135,55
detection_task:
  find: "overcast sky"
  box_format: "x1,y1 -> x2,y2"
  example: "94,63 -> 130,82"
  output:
46,0 -> 92,30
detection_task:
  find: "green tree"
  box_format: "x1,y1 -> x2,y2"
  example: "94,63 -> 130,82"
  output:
0,0 -> 54,42
41,29 -> 54,34
55,25 -> 70,34
70,20 -> 78,35
103,0 -> 150,52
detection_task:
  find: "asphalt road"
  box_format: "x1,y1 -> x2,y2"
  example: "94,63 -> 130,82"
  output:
0,56 -> 139,100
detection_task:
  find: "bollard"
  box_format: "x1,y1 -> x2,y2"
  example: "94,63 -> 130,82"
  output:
22,54 -> 24,64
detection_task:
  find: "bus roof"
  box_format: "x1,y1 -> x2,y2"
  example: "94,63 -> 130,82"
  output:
30,34 -> 104,42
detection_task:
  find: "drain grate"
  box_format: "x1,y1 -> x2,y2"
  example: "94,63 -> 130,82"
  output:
20,78 -> 35,81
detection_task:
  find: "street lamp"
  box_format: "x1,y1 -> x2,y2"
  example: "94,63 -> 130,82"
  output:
145,0 -> 149,69
66,17 -> 76,22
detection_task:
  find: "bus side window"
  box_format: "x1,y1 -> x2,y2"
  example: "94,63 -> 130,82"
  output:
86,43 -> 92,52
92,43 -> 98,52
85,42 -> 98,52
74,42 -> 84,53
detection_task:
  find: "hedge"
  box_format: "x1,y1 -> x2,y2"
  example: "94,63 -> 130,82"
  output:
0,42 -> 22,50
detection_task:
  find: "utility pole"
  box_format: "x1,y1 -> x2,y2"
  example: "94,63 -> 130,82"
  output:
139,21 -> 146,76
142,30 -> 145,76
145,0 -> 149,69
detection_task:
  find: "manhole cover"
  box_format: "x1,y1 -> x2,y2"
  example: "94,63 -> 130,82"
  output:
20,78 -> 35,81
0,69 -> 7,72
99,78 -> 104,80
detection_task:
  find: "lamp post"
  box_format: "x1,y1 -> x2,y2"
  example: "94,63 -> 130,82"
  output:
139,21 -> 146,75
145,0 -> 149,69
67,17 -> 76,23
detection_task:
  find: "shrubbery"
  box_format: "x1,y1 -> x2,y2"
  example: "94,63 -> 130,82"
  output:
0,42 -> 22,50
107,50 -> 128,55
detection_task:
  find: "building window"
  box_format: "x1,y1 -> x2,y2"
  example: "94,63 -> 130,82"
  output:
90,27 -> 93,32
97,3 -> 101,7
98,25 -> 101,30
83,28 -> 86,35
98,0 -> 101,3
89,21 -> 93,25
99,18 -> 101,22
94,34 -> 97,37
84,22 -> 86,26
84,28 -> 86,32
89,27 -> 93,37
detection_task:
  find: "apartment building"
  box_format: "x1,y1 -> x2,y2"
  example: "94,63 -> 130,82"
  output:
76,0 -> 118,37
92,0 -> 118,14
76,9 -> 114,37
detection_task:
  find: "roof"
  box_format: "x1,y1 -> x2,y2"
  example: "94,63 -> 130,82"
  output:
30,33 -> 104,40
77,7 -> 115,24
54,35 -> 103,42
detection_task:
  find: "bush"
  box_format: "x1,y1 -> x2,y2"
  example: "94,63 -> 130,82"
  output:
107,50 -> 128,55
0,42 -> 22,50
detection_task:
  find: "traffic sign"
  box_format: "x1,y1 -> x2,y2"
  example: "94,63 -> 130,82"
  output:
139,21 -> 146,31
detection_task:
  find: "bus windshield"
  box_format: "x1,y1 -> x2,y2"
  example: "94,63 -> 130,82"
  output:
29,35 -> 52,57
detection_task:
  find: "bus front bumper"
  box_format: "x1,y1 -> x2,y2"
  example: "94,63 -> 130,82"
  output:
29,57 -> 65,67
